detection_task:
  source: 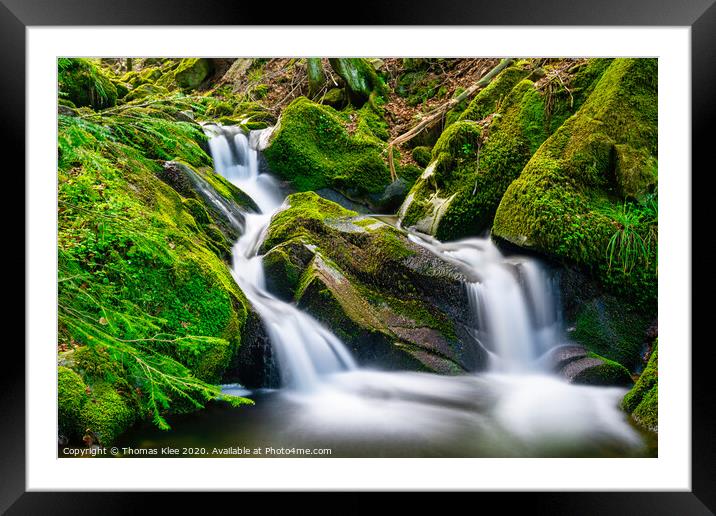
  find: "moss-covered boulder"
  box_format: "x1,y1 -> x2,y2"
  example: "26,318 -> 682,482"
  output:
321,87 -> 346,109
398,59 -> 617,242
259,192 -> 487,373
562,353 -> 633,386
79,383 -> 136,445
399,74 -> 550,239
328,58 -> 388,105
622,343 -> 658,432
541,344 -> 633,386
58,58 -> 118,110
58,366 -> 89,440
411,146 -> 432,168
123,83 -> 169,103
263,97 -> 392,202
492,58 -> 658,309
175,58 -> 213,90
57,97 -> 253,444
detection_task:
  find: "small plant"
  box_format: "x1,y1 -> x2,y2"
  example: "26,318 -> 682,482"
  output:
605,195 -> 657,274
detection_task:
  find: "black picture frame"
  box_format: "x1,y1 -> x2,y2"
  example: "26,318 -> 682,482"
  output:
5,1 -> 713,512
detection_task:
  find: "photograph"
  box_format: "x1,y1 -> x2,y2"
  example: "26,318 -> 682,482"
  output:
56,56 -> 659,459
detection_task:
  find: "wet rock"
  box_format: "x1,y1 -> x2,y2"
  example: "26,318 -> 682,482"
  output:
224,310 -> 280,389
260,191 -> 488,373
158,161 -> 258,241
560,355 -> 633,387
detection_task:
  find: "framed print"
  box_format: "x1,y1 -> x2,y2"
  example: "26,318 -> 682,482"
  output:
5,0 -> 714,512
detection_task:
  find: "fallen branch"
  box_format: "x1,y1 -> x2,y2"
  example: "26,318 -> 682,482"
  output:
387,58 -> 514,181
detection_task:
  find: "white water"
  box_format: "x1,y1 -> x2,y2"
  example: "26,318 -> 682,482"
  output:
201,124 -> 645,456
204,124 -> 356,391
405,233 -> 563,372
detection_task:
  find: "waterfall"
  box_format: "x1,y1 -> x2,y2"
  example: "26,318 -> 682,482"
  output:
203,124 -> 356,391
406,233 -> 563,372
135,124 -> 645,457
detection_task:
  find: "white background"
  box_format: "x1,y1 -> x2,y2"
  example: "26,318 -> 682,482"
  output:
27,27 -> 691,491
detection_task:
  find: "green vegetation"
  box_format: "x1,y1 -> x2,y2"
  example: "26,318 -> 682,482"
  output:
57,59 -> 252,443
259,192 -> 472,373
263,97 -> 391,196
493,58 -> 657,309
56,57 -> 659,449
622,343 -> 658,432
58,58 -> 118,110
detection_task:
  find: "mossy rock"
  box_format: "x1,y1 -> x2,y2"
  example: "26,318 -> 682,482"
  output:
58,366 -> 89,439
175,58 -> 213,90
124,83 -> 169,103
563,354 -> 633,387
260,192 -> 487,373
411,146 -> 432,168
58,58 -> 118,110
320,87 -> 346,109
262,239 -> 315,301
614,144 -> 658,200
400,78 -> 551,240
263,97 -> 391,198
328,58 -> 388,105
570,296 -> 651,370
622,344 -> 658,432
57,99 -> 254,442
80,382 -> 136,445
459,63 -> 532,122
492,58 -> 658,309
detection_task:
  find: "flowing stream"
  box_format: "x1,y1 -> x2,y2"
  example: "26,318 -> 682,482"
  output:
116,125 -> 652,457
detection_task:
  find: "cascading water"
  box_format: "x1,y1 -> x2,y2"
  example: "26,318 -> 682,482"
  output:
404,233 -> 563,372
202,124 -> 356,391
138,123 -> 650,457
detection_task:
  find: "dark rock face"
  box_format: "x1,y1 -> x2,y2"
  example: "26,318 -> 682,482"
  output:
558,266 -> 652,372
224,310 -> 280,389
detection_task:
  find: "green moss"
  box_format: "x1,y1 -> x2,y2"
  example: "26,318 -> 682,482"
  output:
572,353 -> 633,386
58,58 -> 118,110
492,58 -> 658,309
321,87 -> 346,108
57,92 -> 252,437
431,120 -> 483,163
411,146 -> 432,168
263,97 -> 391,196
262,242 -> 306,300
80,382 -> 136,445
112,80 -> 131,99
544,58 -> 613,134
622,344 -> 658,432
443,88 -> 470,127
402,78 -> 550,241
205,100 -> 234,117
58,366 -> 89,439
614,144 -> 658,199
174,58 -> 213,90
182,197 -> 211,225
263,191 -> 356,250
328,58 -> 388,104
396,70 -> 441,106
124,83 -> 169,103
570,297 -> 651,369
459,64 -> 532,122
